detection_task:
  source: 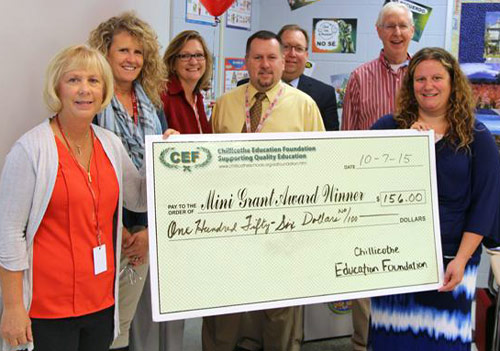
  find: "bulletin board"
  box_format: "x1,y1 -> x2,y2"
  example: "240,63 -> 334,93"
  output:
447,0 -> 500,134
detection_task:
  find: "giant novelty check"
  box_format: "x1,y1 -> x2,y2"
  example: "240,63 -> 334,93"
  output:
145,130 -> 443,322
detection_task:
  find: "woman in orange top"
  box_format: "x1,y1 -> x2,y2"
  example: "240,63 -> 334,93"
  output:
0,45 -> 147,351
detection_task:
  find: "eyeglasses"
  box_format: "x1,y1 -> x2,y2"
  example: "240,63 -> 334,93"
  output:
380,23 -> 412,33
283,44 -> 307,54
176,53 -> 206,62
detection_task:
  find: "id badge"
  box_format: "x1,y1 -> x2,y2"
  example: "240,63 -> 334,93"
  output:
93,244 -> 107,275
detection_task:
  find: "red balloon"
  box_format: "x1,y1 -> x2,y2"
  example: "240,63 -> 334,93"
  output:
200,0 -> 235,17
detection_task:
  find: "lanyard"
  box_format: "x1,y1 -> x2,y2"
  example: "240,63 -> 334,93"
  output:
131,89 -> 139,125
192,94 -> 203,134
244,86 -> 284,133
56,116 -> 103,246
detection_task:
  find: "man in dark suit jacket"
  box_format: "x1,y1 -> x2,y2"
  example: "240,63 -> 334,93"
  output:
238,24 -> 339,131
295,73 -> 338,130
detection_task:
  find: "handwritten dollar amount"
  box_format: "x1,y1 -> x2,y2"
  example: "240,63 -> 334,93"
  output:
377,191 -> 426,206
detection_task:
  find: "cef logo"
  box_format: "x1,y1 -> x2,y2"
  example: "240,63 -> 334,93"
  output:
159,146 -> 212,172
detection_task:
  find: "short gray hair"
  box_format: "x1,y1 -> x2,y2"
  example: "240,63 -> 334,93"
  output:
376,2 -> 413,27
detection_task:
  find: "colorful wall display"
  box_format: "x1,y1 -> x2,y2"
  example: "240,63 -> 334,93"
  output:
384,0 -> 432,42
449,0 -> 500,61
186,0 -> 216,25
224,57 -> 248,92
449,1 -> 500,135
461,62 -> 500,134
484,11 -> 500,61
226,0 -> 252,30
312,18 -> 357,53
462,63 -> 500,107
457,2 -> 500,63
330,73 -> 350,109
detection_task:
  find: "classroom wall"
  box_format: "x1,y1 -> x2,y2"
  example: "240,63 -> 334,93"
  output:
0,0 -> 170,166
0,0 -> 449,164
169,1 -> 261,96
259,0 -> 448,86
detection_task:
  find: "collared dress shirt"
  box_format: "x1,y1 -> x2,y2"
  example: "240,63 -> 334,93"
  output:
212,81 -> 324,133
341,50 -> 410,130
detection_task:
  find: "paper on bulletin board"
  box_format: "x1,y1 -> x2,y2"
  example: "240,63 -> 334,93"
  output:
330,73 -> 350,109
226,0 -> 252,30
312,18 -> 357,53
449,0 -> 500,132
224,57 -> 248,92
449,0 -> 500,60
186,0 -> 216,26
145,130 -> 444,322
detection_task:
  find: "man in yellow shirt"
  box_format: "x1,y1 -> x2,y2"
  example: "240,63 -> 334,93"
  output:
203,30 -> 324,351
212,31 -> 324,134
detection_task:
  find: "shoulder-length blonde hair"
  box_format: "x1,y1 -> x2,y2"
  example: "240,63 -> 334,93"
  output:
394,47 -> 475,150
88,11 -> 166,107
44,45 -> 114,113
163,30 -> 213,91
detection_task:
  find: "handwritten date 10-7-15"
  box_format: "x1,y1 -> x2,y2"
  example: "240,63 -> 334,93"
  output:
359,153 -> 412,167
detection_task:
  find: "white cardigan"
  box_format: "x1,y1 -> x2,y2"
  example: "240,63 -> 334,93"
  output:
0,119 -> 147,350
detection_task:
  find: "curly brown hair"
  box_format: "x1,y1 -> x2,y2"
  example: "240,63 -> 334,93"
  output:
163,30 -> 213,91
394,47 -> 475,150
88,11 -> 166,107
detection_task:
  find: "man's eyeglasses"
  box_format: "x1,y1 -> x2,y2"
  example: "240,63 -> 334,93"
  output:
176,53 -> 206,62
380,23 -> 412,33
283,44 -> 307,54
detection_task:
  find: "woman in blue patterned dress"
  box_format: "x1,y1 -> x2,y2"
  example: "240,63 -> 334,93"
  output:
370,47 -> 500,350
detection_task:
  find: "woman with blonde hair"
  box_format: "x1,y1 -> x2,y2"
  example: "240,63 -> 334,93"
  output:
0,44 -> 146,351
162,30 -> 213,134
370,47 -> 500,350
89,11 -> 168,351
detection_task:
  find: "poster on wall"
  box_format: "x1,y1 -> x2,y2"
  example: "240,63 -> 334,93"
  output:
462,63 -> 500,109
461,63 -> 500,134
312,18 -> 357,53
384,0 -> 432,42
224,58 -> 248,92
288,0 -> 321,11
330,73 -> 350,109
448,1 -> 500,135
226,0 -> 252,30
484,11 -> 500,62
186,0 -> 216,26
449,0 -> 500,60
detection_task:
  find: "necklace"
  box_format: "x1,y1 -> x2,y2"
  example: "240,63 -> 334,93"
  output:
116,88 -> 139,124
55,115 -> 102,247
55,115 -> 94,182
74,131 -> 90,156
